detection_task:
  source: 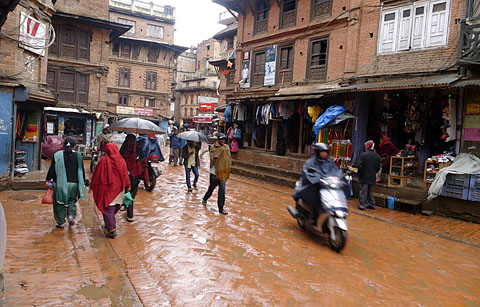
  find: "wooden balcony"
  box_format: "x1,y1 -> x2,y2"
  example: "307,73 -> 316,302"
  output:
458,19 -> 480,66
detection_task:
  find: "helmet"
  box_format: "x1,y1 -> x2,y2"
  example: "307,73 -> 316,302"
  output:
314,142 -> 329,152
217,133 -> 227,140
104,124 -> 110,129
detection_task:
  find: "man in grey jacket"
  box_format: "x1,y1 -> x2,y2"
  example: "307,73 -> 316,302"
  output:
354,140 -> 381,210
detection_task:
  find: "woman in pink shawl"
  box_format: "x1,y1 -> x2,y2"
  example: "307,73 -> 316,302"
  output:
377,134 -> 398,171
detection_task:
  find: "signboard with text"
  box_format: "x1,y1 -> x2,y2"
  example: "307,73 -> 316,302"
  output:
198,96 -> 218,104
199,103 -> 214,111
194,117 -> 213,123
116,106 -> 154,117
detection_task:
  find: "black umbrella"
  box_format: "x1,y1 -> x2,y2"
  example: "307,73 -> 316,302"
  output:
110,118 -> 165,135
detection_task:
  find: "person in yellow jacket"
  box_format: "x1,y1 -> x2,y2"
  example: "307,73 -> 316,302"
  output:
202,133 -> 232,214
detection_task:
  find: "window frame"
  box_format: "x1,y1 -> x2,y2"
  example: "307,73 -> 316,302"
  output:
311,0 -> 332,20
146,71 -> 157,90
276,44 -> 294,84
118,17 -> 136,35
279,0 -> 297,29
254,0 -> 269,36
377,0 -> 451,54
118,95 -> 129,106
147,24 -> 164,39
49,25 -> 91,61
118,67 -> 131,87
252,50 -> 266,87
46,68 -> 89,105
306,36 -> 329,81
145,98 -> 155,108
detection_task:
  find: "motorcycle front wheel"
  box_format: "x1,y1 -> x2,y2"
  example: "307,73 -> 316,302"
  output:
329,227 -> 347,252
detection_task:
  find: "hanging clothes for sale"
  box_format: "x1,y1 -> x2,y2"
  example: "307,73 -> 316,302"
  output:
225,104 -> 233,123
234,104 -> 247,121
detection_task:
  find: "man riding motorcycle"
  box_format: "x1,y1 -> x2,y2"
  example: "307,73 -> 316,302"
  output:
293,142 -> 345,232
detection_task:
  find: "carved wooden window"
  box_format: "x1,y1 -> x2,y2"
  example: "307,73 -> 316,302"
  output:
146,72 -> 157,90
277,45 -> 294,83
311,0 -> 331,19
118,68 -> 131,87
252,51 -> 266,87
148,47 -> 159,62
280,0 -> 297,28
118,95 -> 128,106
132,46 -> 141,60
121,44 -> 131,58
112,43 -> 119,56
308,38 -> 328,80
47,69 -> 89,104
50,25 -> 91,61
255,0 -> 269,35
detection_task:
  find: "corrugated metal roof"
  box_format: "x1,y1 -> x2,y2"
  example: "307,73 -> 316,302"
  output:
267,94 -> 324,101
213,23 -> 238,39
325,74 -> 461,93
450,79 -> 480,88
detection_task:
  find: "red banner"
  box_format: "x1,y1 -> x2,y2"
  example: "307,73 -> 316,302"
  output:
199,103 -> 214,111
194,117 -> 213,123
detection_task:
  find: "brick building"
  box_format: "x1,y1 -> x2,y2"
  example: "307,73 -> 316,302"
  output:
45,0 -> 130,148
174,38 -> 220,130
0,0 -> 55,176
107,0 -> 186,122
209,11 -> 238,133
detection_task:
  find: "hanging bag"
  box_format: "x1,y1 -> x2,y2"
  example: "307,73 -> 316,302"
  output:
229,139 -> 239,153
42,187 -> 53,205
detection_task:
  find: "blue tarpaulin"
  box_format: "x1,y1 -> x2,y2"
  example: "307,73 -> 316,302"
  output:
313,105 -> 346,135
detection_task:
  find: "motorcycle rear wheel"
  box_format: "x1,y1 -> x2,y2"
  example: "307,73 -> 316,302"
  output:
145,173 -> 156,192
297,219 -> 306,230
329,227 -> 347,252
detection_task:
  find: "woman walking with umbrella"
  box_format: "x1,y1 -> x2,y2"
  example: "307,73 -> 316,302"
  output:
120,134 -> 147,222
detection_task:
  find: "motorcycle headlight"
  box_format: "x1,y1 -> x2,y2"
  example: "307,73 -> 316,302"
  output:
335,210 -> 346,218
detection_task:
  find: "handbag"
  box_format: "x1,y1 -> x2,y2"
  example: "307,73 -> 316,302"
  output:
42,188 -> 53,204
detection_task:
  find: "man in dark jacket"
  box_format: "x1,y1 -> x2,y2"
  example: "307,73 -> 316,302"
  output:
182,140 -> 200,191
169,129 -> 182,166
354,140 -> 381,210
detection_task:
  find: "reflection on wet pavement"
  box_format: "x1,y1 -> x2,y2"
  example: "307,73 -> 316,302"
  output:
105,149 -> 480,305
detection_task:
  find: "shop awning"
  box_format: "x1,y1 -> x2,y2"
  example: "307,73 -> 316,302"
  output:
450,79 -> 480,88
44,107 -> 91,114
215,104 -> 228,112
277,83 -> 340,96
325,74 -> 461,93
267,94 -> 324,101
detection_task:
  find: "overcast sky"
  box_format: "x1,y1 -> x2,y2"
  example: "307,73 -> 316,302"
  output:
155,0 -> 227,48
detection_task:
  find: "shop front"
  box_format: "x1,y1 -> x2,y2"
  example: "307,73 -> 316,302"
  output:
44,107 -> 95,150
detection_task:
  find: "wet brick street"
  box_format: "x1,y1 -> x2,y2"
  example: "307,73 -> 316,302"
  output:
1,150 -> 480,306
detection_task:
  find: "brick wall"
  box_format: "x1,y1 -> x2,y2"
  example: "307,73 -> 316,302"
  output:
0,2 -> 54,92
54,0 -> 109,20
109,11 -> 175,44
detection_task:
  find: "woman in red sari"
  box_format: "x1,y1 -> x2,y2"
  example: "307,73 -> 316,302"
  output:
377,134 -> 399,171
90,143 -> 131,238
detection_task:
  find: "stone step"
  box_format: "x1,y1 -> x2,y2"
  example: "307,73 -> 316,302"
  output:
232,159 -> 301,180
231,165 -> 298,188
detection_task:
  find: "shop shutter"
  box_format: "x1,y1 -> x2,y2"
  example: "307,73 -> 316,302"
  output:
77,74 -> 89,104
411,4 -> 427,49
398,8 -> 412,50
60,27 -> 77,58
426,0 -> 450,47
78,30 -> 90,60
378,10 -> 398,53
59,72 -> 75,102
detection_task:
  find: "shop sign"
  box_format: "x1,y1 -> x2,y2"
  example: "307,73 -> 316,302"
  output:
58,117 -> 64,138
199,103 -> 214,111
466,102 -> 480,115
464,128 -> 480,141
86,120 -> 92,146
116,106 -> 154,117
198,96 -> 218,104
264,45 -> 277,86
193,117 -> 213,123
19,12 -> 47,56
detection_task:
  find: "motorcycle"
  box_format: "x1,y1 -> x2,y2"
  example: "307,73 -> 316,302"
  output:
287,168 -> 349,252
90,138 -> 99,173
143,154 -> 162,192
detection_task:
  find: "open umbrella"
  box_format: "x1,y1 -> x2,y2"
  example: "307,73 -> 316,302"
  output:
110,118 -> 165,135
177,131 -> 210,143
